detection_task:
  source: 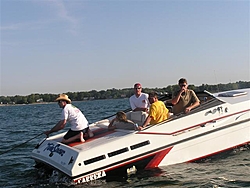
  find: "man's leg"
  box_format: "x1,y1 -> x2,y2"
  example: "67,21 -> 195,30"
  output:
62,132 -> 85,144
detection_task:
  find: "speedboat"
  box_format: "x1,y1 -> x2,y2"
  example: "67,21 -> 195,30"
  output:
31,88 -> 250,184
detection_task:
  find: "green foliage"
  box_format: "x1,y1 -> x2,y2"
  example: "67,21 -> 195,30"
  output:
0,81 -> 249,105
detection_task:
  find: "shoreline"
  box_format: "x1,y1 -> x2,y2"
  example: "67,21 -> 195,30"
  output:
0,102 -> 53,107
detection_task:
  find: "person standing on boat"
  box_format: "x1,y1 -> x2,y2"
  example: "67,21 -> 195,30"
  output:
171,78 -> 200,115
138,92 -> 169,130
44,94 -> 93,144
129,83 -> 150,112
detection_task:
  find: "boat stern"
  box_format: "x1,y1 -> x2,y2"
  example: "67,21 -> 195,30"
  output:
31,138 -> 80,177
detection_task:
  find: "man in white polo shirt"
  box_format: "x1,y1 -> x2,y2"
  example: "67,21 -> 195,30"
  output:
129,83 -> 150,112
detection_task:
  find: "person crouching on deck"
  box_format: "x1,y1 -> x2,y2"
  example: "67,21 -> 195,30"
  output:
44,94 -> 93,144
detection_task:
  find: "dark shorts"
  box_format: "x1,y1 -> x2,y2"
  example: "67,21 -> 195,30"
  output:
63,127 -> 89,140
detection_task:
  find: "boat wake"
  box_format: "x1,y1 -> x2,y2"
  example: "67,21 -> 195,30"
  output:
48,170 -> 72,185
35,167 -> 109,187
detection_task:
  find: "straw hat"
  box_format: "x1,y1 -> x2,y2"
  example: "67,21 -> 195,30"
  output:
55,94 -> 71,103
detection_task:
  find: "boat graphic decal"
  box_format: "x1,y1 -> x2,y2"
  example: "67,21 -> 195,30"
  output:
44,143 -> 65,157
68,156 -> 74,165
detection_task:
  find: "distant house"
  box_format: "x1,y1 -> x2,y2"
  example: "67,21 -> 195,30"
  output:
36,98 -> 43,103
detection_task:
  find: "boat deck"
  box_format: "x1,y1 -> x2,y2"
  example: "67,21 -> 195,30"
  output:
68,126 -> 135,150
215,88 -> 250,104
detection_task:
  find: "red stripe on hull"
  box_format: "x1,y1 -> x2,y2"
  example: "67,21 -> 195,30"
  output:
187,141 -> 250,163
145,146 -> 173,169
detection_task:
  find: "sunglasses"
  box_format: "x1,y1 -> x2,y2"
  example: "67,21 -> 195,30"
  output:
135,87 -> 141,90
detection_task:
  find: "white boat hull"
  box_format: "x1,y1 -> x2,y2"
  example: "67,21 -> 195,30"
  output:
31,88 -> 250,184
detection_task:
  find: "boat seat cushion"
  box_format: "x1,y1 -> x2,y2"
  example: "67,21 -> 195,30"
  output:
128,111 -> 148,125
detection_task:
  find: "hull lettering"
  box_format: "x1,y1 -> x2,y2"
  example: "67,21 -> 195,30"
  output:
74,170 -> 106,184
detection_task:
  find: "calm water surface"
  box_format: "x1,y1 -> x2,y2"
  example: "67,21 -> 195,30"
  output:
0,99 -> 249,188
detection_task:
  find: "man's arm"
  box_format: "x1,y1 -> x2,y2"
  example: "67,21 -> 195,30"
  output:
138,116 -> 151,130
172,90 -> 184,105
133,107 -> 148,112
185,101 -> 200,113
129,96 -> 136,111
44,119 -> 67,137
185,91 -> 200,113
108,118 -> 117,130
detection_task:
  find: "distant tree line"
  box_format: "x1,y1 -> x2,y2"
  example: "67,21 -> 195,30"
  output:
0,81 -> 249,105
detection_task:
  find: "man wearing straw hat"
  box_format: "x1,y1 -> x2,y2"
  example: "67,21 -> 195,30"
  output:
44,94 -> 93,144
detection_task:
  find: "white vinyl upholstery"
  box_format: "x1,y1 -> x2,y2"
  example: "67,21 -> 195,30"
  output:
127,111 -> 148,125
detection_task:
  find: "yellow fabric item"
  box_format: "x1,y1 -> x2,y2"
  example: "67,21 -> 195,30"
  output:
149,101 -> 169,125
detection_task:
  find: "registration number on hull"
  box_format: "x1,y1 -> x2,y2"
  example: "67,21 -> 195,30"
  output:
74,170 -> 106,184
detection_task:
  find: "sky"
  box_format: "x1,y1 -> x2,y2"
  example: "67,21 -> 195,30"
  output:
0,0 -> 249,96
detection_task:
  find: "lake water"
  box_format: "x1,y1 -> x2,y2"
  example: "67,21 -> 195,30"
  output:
0,98 -> 249,188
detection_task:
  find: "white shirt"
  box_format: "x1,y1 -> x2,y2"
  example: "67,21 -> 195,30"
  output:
129,93 -> 149,110
61,104 -> 88,131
